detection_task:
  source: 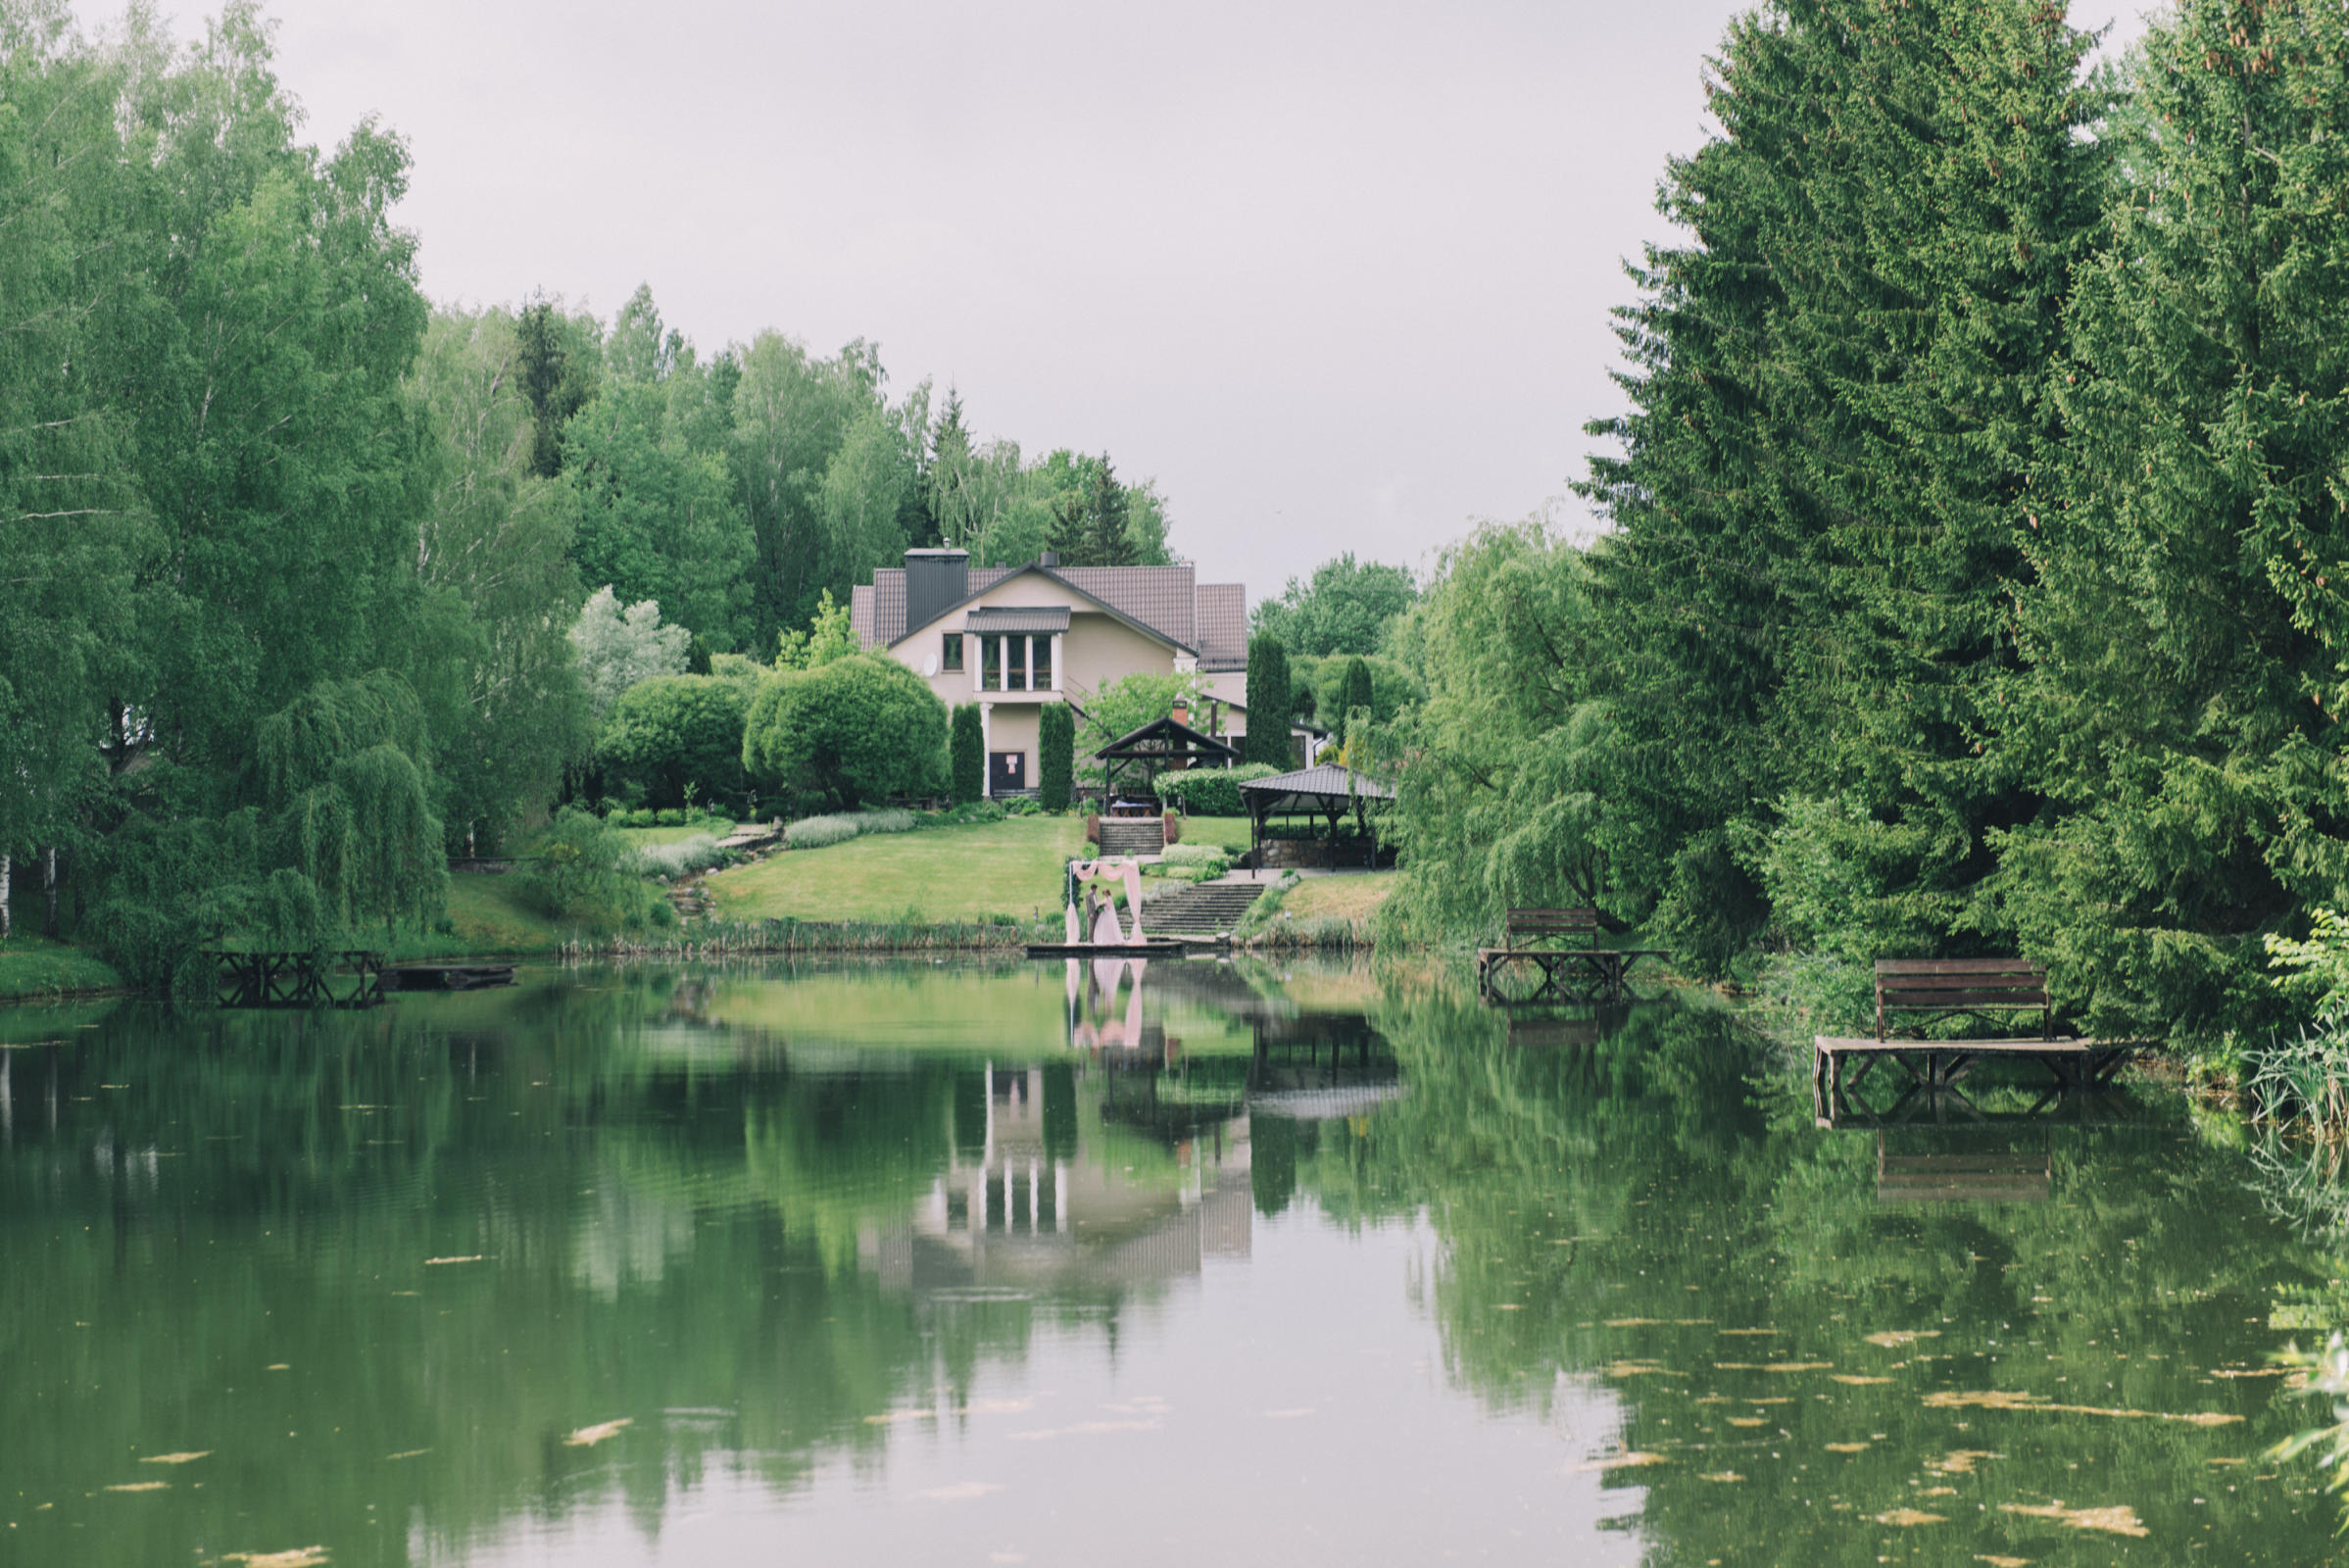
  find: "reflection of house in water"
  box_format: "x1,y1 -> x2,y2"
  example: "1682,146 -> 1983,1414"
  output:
856,961 -> 1408,1302
858,1061 -> 1253,1301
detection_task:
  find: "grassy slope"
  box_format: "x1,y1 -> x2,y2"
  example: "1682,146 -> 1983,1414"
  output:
613,822 -> 737,848
1278,871 -> 1399,924
0,936 -> 123,1002
407,873 -> 585,956
705,815 -> 1085,923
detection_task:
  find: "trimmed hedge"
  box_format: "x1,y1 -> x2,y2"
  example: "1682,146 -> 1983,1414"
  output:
1154,762 -> 1280,817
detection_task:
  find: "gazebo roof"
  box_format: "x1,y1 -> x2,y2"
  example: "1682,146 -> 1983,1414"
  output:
1239,763 -> 1395,814
1093,714 -> 1241,763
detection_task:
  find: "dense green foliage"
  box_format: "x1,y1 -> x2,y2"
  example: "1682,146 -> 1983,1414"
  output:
1249,553 -> 1415,656
1243,636 -> 1294,768
0,3 -> 1198,986
742,656 -> 948,811
1037,703 -> 1075,810
1384,0 -> 2349,1045
950,704 -> 985,805
597,675 -> 751,810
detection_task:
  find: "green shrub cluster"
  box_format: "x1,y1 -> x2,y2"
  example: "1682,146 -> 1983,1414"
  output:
625,835 -> 734,879
1154,763 -> 1279,817
784,808 -> 918,850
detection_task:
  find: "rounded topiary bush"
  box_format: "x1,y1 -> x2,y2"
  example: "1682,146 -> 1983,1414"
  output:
743,654 -> 949,811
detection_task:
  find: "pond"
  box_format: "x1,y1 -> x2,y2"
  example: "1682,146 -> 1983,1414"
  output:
1,956 -> 2341,1565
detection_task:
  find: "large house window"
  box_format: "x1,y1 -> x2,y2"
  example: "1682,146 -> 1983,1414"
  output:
1032,635 -> 1051,691
942,632 -> 963,672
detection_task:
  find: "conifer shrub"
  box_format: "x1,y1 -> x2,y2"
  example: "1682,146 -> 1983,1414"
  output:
1038,703 -> 1074,810
951,704 -> 984,805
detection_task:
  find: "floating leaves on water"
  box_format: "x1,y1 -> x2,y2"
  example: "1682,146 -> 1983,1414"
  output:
223,1550 -> 329,1567
1727,1417 -> 1767,1428
1866,1331 -> 1941,1348
266,1364 -> 290,1372
918,1482 -> 1002,1502
1923,1486 -> 1958,1496
1833,1375 -> 1894,1385
562,1419 -> 631,1447
1974,1556 -> 2031,1567
138,1451 -> 210,1465
2001,1501 -> 2148,1538
1718,1328 -> 1778,1337
1924,1391 -> 2240,1426
1713,1361 -> 1833,1373
1825,1442 -> 1870,1453
1603,1361 -> 1672,1378
104,1481 -> 169,1493
1493,1303 -> 1523,1311
2208,1367 -> 2287,1379
1874,1508 -> 1946,1526
1929,1450 -> 2004,1475
384,1449 -> 429,1461
1604,1317 -> 1710,1328
423,1256 -> 483,1266
1699,1471 -> 1744,1482
1575,1451 -> 1667,1472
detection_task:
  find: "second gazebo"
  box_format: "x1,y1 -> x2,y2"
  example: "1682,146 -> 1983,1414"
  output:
1239,764 -> 1395,873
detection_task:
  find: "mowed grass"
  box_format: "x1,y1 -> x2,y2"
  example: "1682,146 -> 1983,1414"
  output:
706,814 -> 1085,924
0,935 -> 123,1001
1280,871 -> 1399,924
613,821 -> 738,848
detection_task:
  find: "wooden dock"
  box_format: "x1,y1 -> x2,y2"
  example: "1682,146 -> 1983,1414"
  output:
209,950 -> 388,1009
1477,947 -> 1666,1003
383,962 -> 515,992
1812,1034 -> 2139,1124
1027,940 -> 1191,958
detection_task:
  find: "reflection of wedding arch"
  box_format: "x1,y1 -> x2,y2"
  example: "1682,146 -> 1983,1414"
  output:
1065,954 -> 1150,1054
1063,857 -> 1150,946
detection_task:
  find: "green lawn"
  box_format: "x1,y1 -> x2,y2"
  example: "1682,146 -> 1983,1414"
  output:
0,935 -> 123,1002
706,814 -> 1085,924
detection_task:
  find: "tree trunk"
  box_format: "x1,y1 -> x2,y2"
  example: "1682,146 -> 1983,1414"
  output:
42,846 -> 58,939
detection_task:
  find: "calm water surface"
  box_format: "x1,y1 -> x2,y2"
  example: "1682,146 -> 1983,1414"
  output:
2,957 -> 2342,1565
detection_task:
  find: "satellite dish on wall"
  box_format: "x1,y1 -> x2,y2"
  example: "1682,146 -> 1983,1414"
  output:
924,655 -> 940,677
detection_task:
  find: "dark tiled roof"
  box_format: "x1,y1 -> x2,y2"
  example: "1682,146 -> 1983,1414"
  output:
1239,764 -> 1396,805
1195,582 -> 1247,670
1056,566 -> 1196,647
859,560 -> 1247,660
965,606 -> 1071,633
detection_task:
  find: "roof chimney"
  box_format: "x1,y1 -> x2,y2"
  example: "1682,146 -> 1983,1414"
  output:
1039,550 -> 1060,568
1171,700 -> 1191,728
902,547 -> 969,634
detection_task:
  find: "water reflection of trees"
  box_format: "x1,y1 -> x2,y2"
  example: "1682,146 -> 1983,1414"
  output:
0,962 -> 1274,1564
1345,992 -> 2342,1565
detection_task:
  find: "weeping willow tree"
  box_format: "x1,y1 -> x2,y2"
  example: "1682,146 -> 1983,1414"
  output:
92,672 -> 446,989
251,671 -> 447,941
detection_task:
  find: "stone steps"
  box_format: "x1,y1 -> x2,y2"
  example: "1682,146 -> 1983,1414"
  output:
1144,881 -> 1269,936
1098,819 -> 1165,856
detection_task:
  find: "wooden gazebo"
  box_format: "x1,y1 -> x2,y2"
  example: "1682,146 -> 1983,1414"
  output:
1240,764 -> 1395,872
1094,714 -> 1240,804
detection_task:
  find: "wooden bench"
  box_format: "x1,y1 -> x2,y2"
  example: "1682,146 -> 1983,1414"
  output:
1877,957 -> 2050,1041
1813,956 -> 2141,1123
1476,908 -> 1667,1004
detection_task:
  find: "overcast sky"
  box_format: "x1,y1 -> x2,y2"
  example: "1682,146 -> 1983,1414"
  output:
74,0 -> 2149,595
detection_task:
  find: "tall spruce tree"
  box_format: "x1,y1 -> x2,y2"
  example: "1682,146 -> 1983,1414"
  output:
1582,0 -> 2103,972
1997,0 -> 2349,1037
1246,636 -> 1294,769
